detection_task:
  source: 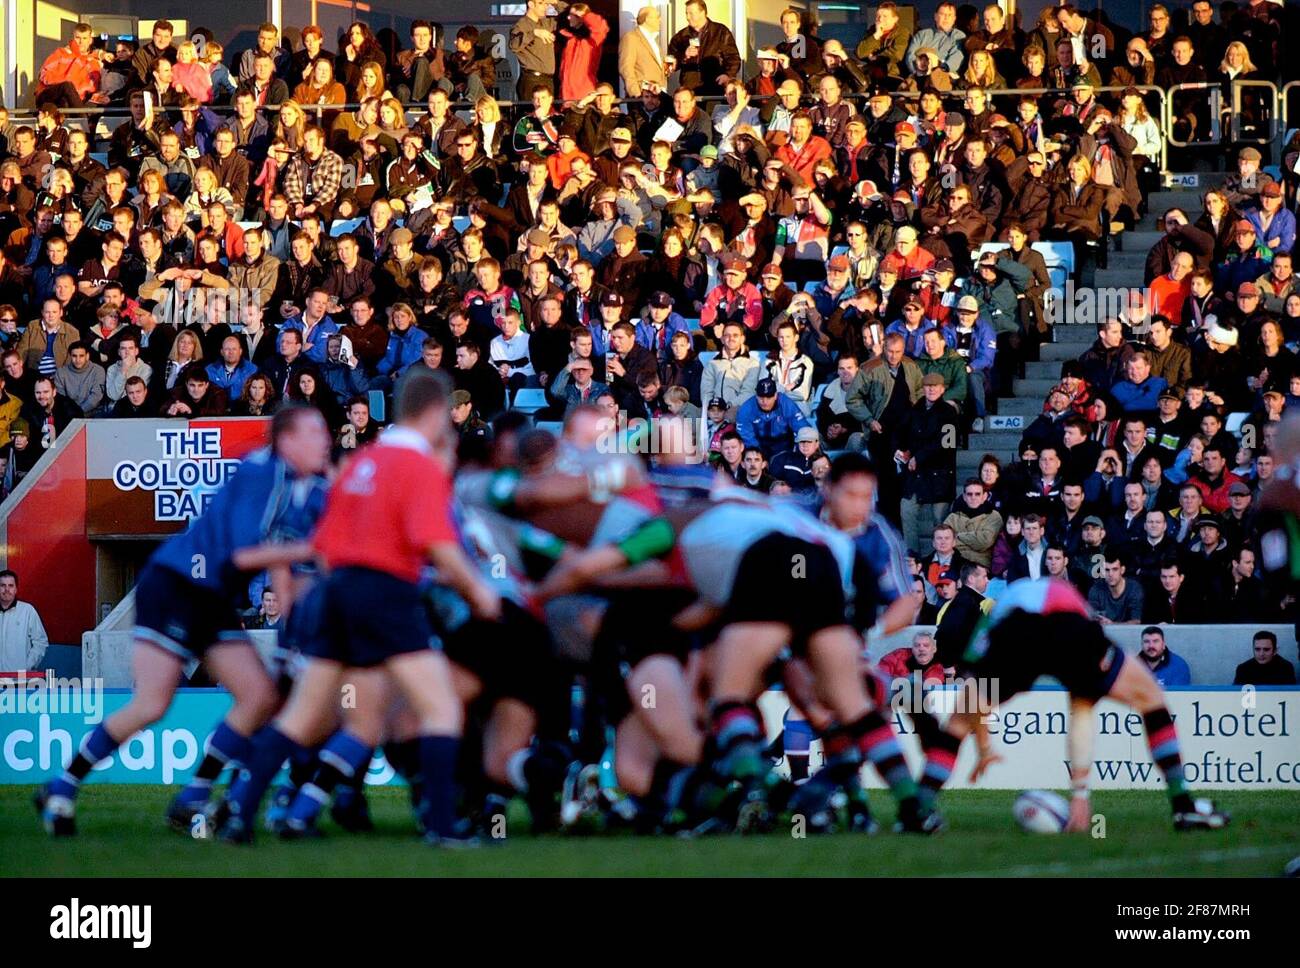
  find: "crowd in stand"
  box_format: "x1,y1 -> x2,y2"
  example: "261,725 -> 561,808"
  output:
2,3 -> 1296,671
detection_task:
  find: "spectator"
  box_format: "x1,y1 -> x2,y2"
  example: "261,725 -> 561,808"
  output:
20,375 -> 81,446
735,376 -> 810,458
106,334 -> 154,406
769,426 -> 823,492
18,298 -> 79,378
1138,626 -> 1192,686
54,341 -> 106,416
620,6 -> 669,98
1088,551 -> 1144,624
667,0 -> 742,98
1233,631 -> 1297,686
943,478 -> 1003,567
898,371 -> 959,555
109,374 -> 153,418
732,445 -> 771,492
0,570 -> 49,672
1143,560 -> 1206,624
877,630 -> 946,685
202,336 -> 254,403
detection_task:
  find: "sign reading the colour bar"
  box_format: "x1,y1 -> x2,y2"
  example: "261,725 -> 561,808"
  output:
86,418 -> 270,537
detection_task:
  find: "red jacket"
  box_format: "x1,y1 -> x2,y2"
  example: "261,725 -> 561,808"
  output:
776,136 -> 833,184
38,41 -> 102,100
1192,470 -> 1244,515
559,12 -> 610,101
876,647 -> 946,684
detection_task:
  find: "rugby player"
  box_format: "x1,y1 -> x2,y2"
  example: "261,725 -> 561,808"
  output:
35,407 -> 332,836
915,577 -> 1230,832
220,369 -> 502,846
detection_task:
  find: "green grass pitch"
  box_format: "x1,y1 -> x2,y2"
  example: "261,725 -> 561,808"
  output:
4,787 -> 1298,877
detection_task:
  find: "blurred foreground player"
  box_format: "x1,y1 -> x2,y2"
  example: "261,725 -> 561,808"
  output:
220,368 -> 502,846
35,407 -> 332,836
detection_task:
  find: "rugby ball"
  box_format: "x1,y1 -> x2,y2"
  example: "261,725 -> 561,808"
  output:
1013,790 -> 1070,834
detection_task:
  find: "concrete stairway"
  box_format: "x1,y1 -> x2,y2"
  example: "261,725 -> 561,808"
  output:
958,186 -> 1194,472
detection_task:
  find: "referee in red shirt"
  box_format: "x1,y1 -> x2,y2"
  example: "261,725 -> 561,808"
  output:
223,368 -> 501,846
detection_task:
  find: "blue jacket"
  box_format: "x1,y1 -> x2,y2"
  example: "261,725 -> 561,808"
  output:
1147,649 -> 1192,687
205,358 -> 258,399
1110,375 -> 1168,415
949,318 -> 997,372
885,319 -> 936,359
1244,205 -> 1296,256
736,393 -> 812,457
1216,251 -> 1270,293
282,314 -> 341,364
809,281 -> 855,319
377,325 -> 430,377
635,312 -> 691,359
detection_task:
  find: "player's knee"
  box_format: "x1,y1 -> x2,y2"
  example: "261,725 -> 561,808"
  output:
616,758 -> 653,797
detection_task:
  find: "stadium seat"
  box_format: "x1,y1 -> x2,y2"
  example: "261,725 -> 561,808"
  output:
237,221 -> 262,233
452,216 -> 471,233
810,382 -> 828,408
753,350 -> 768,368
785,281 -> 799,292
683,317 -> 701,332
535,421 -> 563,435
1225,412 -> 1249,435
699,350 -> 718,365
512,388 -> 548,415
367,390 -> 387,423
329,218 -> 365,237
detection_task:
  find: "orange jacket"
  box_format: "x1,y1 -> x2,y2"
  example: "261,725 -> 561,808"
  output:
38,41 -> 102,100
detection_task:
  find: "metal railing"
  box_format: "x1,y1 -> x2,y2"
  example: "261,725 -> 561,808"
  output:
1229,79 -> 1278,146
12,81 -> 1281,180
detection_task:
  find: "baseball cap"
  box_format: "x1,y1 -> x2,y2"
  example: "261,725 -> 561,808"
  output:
1239,147 -> 1262,162
1158,386 -> 1182,402
944,110 -> 967,127
9,418 -> 29,437
1228,481 -> 1252,497
1082,515 -> 1105,529
699,145 -> 719,160
796,427 -> 821,444
601,291 -> 624,308
707,397 -> 727,410
957,295 -> 980,312
1237,281 -> 1259,296
1262,181 -> 1283,198
757,47 -> 780,61
526,228 -> 551,247
936,569 -> 958,585
389,227 -> 414,245
934,258 -> 955,273
760,263 -> 782,279
649,291 -> 674,309
922,372 -> 946,387
827,254 -> 850,271
857,179 -> 882,199
721,253 -> 748,273
1197,515 -> 1222,531
609,127 -> 633,143
904,296 -> 924,310
895,121 -> 918,137
1235,219 -> 1256,233
612,224 -> 637,244
756,378 -> 778,397
451,389 -> 472,407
